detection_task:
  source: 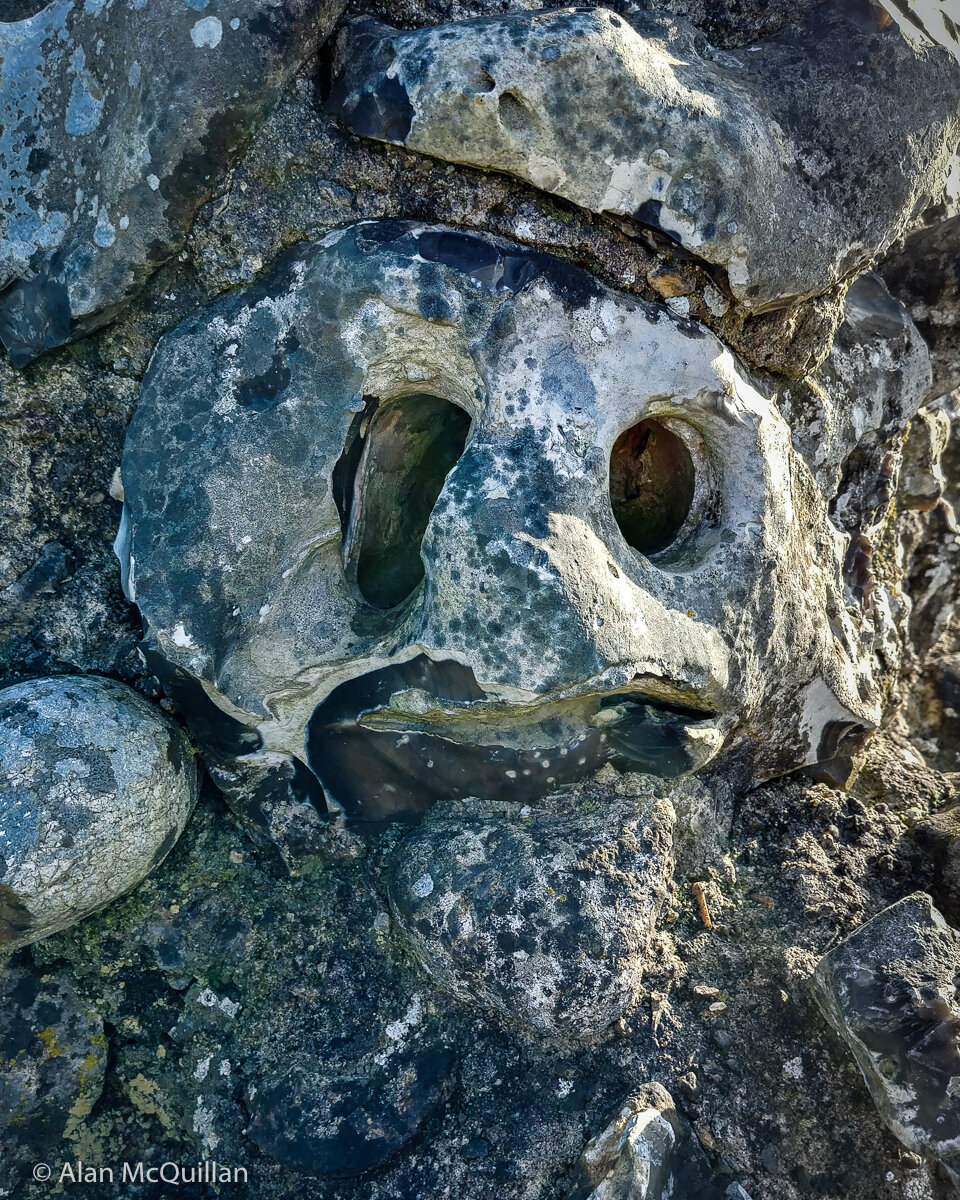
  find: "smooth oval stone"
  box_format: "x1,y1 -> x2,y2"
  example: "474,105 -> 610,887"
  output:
0,675 -> 198,952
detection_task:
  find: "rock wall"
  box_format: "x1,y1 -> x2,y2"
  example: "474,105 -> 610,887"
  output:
1,2 -> 959,1199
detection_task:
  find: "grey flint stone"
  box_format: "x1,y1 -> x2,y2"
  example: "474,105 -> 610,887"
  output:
388,781 -> 676,1039
0,0 -> 345,367
0,674 -> 198,952
564,1080 -> 750,1199
811,892 -> 960,1186
118,222 -> 881,848
329,5 -> 960,310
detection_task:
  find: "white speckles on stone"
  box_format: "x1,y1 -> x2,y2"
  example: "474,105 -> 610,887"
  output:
0,676 -> 198,953
412,873 -> 435,898
147,173 -> 160,191
191,16 -> 223,50
127,60 -> 142,88
197,989 -> 241,1018
782,1056 -> 803,1080
65,47 -> 105,137
93,206 -> 115,247
230,18 -> 241,31
385,994 -> 424,1042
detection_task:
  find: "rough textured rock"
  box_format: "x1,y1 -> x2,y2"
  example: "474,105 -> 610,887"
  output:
564,1081 -> 749,1200
0,674 -> 198,952
914,806 -> 960,925
2,0 -> 960,1194
811,892 -> 960,1186
247,1022 -> 457,1177
0,964 -> 108,1195
119,221 -> 882,851
0,0 -> 345,367
329,5 -> 960,309
882,214 -> 960,401
388,777 -> 675,1038
779,272 -> 932,502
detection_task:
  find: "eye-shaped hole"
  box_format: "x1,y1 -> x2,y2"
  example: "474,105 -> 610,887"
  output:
609,418 -> 696,555
334,393 -> 471,610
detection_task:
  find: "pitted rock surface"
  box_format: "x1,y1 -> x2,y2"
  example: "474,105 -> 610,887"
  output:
329,5 -> 960,310
387,780 -> 675,1038
882,213 -> 960,402
811,892 -> 960,1185
119,221 -> 880,847
0,0 -> 344,367
0,674 -> 197,951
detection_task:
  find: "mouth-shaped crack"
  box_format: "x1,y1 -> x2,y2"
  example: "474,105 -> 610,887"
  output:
306,656 -> 719,822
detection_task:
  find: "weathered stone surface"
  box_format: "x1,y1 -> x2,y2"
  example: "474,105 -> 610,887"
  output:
329,6 -> 960,310
811,892 -> 960,1185
118,221 -> 881,845
779,273 -> 931,502
0,963 -> 107,1194
0,674 -> 198,952
881,214 -> 960,401
900,404 -> 954,512
0,0 -> 344,367
388,777 -> 675,1038
566,1083 -> 679,1200
777,273 -> 936,705
914,806 -> 960,925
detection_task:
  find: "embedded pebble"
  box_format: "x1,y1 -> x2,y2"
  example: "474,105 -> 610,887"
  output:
0,674 -> 198,952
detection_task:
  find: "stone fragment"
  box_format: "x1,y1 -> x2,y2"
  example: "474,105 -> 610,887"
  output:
0,674 -> 198,952
567,1084 -> 678,1200
388,781 -> 675,1039
811,892 -> 960,1185
0,963 -> 107,1192
0,0 -> 345,366
119,222 -> 881,847
564,1082 -> 750,1200
329,6 -> 960,309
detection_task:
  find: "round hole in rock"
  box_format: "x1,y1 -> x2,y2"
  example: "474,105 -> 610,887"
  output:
338,393 -> 471,610
609,418 -> 696,555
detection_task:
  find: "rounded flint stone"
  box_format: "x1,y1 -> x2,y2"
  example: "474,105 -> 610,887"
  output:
0,674 -> 198,953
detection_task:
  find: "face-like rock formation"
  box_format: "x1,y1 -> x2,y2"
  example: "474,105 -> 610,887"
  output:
117,222 -> 879,851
